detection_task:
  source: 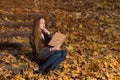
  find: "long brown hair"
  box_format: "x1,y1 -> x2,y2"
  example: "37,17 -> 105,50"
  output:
32,17 -> 45,51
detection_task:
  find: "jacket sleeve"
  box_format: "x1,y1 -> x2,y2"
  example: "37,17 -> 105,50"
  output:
29,34 -> 36,53
42,32 -> 53,45
29,34 -> 33,48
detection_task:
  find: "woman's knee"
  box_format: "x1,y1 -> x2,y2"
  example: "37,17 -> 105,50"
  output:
54,51 -> 62,57
61,50 -> 67,57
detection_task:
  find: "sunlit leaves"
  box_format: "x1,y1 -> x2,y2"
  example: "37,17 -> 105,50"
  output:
66,44 -> 73,51
79,23 -> 83,29
4,17 -> 10,22
0,0 -> 120,80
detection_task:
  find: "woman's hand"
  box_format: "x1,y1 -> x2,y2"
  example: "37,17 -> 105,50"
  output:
50,45 -> 61,51
43,28 -> 50,34
40,23 -> 50,34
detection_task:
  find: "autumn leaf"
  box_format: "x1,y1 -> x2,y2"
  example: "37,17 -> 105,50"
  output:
4,17 -> 10,22
79,23 -> 83,28
66,44 -> 73,51
63,75 -> 69,80
0,0 -> 120,80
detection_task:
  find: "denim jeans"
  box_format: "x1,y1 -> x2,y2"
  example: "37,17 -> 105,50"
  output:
39,50 -> 67,74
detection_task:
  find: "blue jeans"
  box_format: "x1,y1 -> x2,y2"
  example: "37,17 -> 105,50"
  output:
39,50 -> 67,74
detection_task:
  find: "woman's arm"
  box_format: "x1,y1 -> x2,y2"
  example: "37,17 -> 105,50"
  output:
49,45 -> 61,51
42,28 -> 53,44
29,34 -> 34,48
29,34 -> 36,53
43,28 -> 50,35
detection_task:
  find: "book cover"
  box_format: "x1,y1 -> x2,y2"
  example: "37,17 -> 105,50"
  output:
48,32 -> 68,47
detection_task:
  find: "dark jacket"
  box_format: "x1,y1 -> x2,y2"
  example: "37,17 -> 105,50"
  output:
29,31 -> 56,62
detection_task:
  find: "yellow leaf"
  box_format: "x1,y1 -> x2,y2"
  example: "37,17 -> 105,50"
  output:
17,19 -> 23,22
75,12 -> 81,18
105,72 -> 110,78
86,36 -> 91,41
72,73 -> 79,78
63,64 -> 70,69
14,75 -> 25,80
70,34 -> 75,39
58,78 -> 63,80
4,17 -> 10,21
63,75 -> 69,80
79,23 -> 83,28
93,51 -> 99,56
0,9 -> 4,14
73,59 -> 77,64
93,43 -> 97,48
66,45 -> 73,51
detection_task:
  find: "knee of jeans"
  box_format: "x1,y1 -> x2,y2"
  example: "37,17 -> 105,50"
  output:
61,50 -> 67,57
54,51 -> 62,57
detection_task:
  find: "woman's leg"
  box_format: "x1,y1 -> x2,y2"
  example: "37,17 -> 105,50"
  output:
38,51 -> 61,73
44,50 -> 67,73
53,50 -> 67,68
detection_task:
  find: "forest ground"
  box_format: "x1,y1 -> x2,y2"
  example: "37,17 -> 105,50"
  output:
0,0 -> 120,80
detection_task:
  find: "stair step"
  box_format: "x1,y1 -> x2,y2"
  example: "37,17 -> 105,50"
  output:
0,30 -> 30,38
0,42 -> 30,50
0,13 -> 47,20
0,21 -> 33,27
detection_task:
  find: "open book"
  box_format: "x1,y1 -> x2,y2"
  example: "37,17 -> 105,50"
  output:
48,32 -> 68,47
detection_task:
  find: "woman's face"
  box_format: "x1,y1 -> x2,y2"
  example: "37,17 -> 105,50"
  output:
39,18 -> 45,30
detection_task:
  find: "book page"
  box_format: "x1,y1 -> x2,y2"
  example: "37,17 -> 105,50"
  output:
48,32 -> 68,47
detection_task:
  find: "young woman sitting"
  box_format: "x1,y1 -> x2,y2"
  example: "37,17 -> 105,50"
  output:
29,17 -> 67,74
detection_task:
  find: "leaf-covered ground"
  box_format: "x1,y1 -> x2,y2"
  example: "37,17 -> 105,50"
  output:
0,0 -> 120,80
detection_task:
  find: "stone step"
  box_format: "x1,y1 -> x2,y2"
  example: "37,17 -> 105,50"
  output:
0,13 -> 45,27
0,30 -> 30,38
0,13 -> 47,21
0,42 -> 30,50
0,21 -> 32,27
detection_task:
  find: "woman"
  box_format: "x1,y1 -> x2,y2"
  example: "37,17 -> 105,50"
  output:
29,17 -> 67,74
